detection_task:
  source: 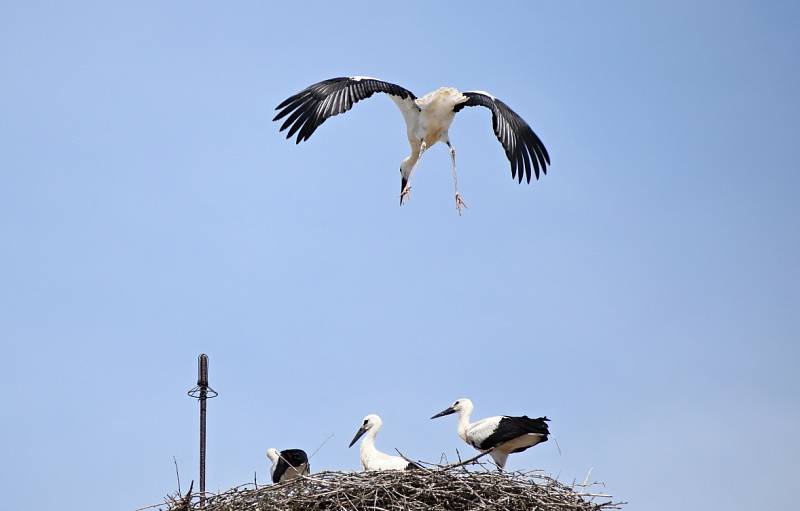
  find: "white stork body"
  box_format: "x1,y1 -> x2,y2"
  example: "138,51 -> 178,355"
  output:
348,414 -> 419,471
266,448 -> 310,483
406,87 -> 463,146
274,77 -> 551,214
431,398 -> 550,469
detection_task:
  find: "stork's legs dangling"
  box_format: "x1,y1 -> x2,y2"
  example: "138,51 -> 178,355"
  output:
447,141 -> 468,215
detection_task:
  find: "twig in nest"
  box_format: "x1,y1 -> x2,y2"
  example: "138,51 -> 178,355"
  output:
173,456 -> 181,495
166,480 -> 193,511
394,448 -> 434,473
441,448 -> 495,471
309,433 -> 335,459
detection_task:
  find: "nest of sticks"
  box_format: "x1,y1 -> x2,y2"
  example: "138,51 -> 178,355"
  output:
154,461 -> 624,511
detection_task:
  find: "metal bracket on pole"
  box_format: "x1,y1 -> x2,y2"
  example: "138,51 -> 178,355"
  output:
188,354 -> 218,509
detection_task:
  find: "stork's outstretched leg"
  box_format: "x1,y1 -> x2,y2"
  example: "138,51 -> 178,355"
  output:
447,141 -> 467,215
400,141 -> 427,206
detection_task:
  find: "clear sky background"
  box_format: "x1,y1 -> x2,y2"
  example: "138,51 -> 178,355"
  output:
1,1 -> 798,510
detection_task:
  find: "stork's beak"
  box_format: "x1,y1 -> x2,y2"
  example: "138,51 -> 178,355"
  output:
349,425 -> 368,448
430,406 -> 456,419
400,177 -> 408,205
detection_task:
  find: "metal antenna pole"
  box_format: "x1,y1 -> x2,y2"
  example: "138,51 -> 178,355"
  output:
188,354 -> 218,509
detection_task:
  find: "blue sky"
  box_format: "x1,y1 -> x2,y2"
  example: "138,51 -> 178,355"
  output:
1,1 -> 798,510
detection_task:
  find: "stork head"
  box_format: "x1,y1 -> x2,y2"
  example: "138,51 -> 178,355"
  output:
400,157 -> 413,178
266,448 -> 279,463
431,398 -> 473,419
400,158 -> 413,205
349,414 -> 382,448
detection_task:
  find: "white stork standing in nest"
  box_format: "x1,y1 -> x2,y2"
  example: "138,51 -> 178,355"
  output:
431,398 -> 550,469
273,76 -> 551,214
348,414 -> 420,471
266,447 -> 310,483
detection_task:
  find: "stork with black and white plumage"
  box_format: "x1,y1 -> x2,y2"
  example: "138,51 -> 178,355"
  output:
431,398 -> 550,469
273,76 -> 551,214
266,447 -> 310,483
348,414 -> 420,471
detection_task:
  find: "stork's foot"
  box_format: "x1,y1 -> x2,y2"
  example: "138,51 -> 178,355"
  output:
400,186 -> 412,206
455,193 -> 468,215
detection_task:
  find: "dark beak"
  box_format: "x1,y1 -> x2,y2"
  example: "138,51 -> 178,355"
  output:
400,177 -> 408,205
430,406 -> 456,419
349,425 -> 367,448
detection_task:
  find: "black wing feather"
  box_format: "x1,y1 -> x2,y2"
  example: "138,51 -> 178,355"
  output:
476,416 -> 550,451
272,449 -> 309,483
272,458 -> 288,483
280,448 -> 309,466
454,92 -> 550,184
274,77 -> 417,144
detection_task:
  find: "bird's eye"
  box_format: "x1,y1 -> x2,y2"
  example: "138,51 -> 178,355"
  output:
363,420 -> 368,425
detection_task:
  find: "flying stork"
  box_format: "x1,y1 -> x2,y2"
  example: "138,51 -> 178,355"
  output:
348,414 -> 420,471
266,447 -> 310,483
430,398 -> 550,469
273,76 -> 551,214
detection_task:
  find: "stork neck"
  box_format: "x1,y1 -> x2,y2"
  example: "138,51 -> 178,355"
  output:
456,409 -> 472,442
360,428 -> 379,457
402,150 -> 421,179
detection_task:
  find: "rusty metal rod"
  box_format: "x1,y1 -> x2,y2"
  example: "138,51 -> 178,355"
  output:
188,353 -> 218,510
